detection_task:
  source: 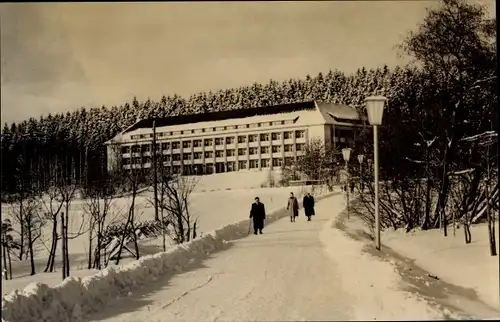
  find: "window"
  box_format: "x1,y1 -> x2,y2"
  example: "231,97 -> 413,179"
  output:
260,146 -> 270,154
249,160 -> 259,169
161,142 -> 170,150
259,133 -> 269,141
122,158 -> 131,165
284,144 -> 294,152
143,156 -> 152,164
296,144 -> 305,151
141,144 -> 151,153
133,157 -> 141,164
226,149 -> 235,157
238,161 -> 247,169
191,129 -> 195,134
204,139 -> 213,146
154,143 -> 160,151
226,136 -> 235,145
173,154 -> 181,161
205,151 -> 214,158
284,132 -> 293,139
272,145 -> 281,153
172,142 -> 180,149
281,121 -> 285,125
260,159 -> 270,168
238,148 -> 246,156
164,155 -> 171,162
272,158 -> 283,167
194,152 -> 202,159
183,153 -> 191,160
238,136 -> 246,143
271,133 -> 281,141
132,145 -> 140,153
121,146 -> 130,154
182,141 -> 191,149
295,130 -> 306,138
269,122 -> 273,126
215,138 -> 224,145
215,150 -> 224,158
257,123 -> 262,127
285,157 -> 294,166
248,135 -> 258,143
193,140 -> 202,147
249,147 -> 258,155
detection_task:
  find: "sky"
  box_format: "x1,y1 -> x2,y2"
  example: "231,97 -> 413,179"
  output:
0,0 -> 495,124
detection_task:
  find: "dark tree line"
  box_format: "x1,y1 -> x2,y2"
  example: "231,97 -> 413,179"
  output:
2,63 -> 413,199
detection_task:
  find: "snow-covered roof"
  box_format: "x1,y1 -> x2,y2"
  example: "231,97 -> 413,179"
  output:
105,101 -> 361,144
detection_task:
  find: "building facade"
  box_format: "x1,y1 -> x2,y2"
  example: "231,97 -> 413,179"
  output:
105,101 -> 363,175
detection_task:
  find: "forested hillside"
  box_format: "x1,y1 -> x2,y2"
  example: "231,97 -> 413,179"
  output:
0,65 -> 416,197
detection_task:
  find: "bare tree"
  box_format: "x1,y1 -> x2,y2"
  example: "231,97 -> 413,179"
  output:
83,175 -> 116,269
1,219 -> 17,280
41,185 -> 64,272
161,175 -> 199,244
147,155 -> 172,251
113,141 -> 144,265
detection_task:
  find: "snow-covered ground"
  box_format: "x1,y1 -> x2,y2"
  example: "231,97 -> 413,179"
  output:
382,223 -> 500,309
1,171 -> 310,296
82,194 -> 445,322
335,195 -> 500,318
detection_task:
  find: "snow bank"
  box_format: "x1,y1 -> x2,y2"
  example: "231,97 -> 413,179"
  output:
2,224 -> 240,322
382,224 -> 500,309
318,198 -> 450,320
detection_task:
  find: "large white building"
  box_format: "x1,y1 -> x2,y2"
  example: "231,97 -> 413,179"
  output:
105,101 -> 363,175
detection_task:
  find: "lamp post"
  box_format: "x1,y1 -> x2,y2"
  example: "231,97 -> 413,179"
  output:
358,154 -> 364,192
365,96 -> 387,251
342,148 -> 352,219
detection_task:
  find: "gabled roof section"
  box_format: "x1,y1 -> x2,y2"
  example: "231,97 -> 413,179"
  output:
123,101 -> 317,134
316,102 -> 363,125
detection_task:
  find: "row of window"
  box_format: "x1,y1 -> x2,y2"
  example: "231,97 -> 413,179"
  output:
125,157 -> 298,169
130,120 -> 297,140
122,131 -> 306,154
122,144 -> 305,164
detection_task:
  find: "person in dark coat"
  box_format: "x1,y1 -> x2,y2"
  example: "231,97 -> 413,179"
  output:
303,192 -> 315,221
287,192 -> 299,222
249,197 -> 266,235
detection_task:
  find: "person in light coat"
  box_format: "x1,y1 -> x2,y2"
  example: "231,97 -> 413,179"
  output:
287,192 -> 299,222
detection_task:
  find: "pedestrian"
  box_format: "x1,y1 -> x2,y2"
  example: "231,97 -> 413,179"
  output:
303,192 -> 315,221
350,180 -> 355,193
287,192 -> 299,222
249,197 -> 266,235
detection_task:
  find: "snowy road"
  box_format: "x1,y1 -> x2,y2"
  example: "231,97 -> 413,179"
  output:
88,194 -> 443,322
89,195 -> 355,322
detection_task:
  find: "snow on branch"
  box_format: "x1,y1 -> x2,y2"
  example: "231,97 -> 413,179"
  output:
405,157 -> 425,164
448,168 -> 476,176
460,131 -> 498,143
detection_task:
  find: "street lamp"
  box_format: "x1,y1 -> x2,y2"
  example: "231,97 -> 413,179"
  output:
342,148 -> 352,219
365,95 -> 387,251
358,154 -> 364,192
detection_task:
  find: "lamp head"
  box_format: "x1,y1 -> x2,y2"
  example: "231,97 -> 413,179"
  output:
342,148 -> 352,162
357,154 -> 364,164
365,96 -> 387,126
